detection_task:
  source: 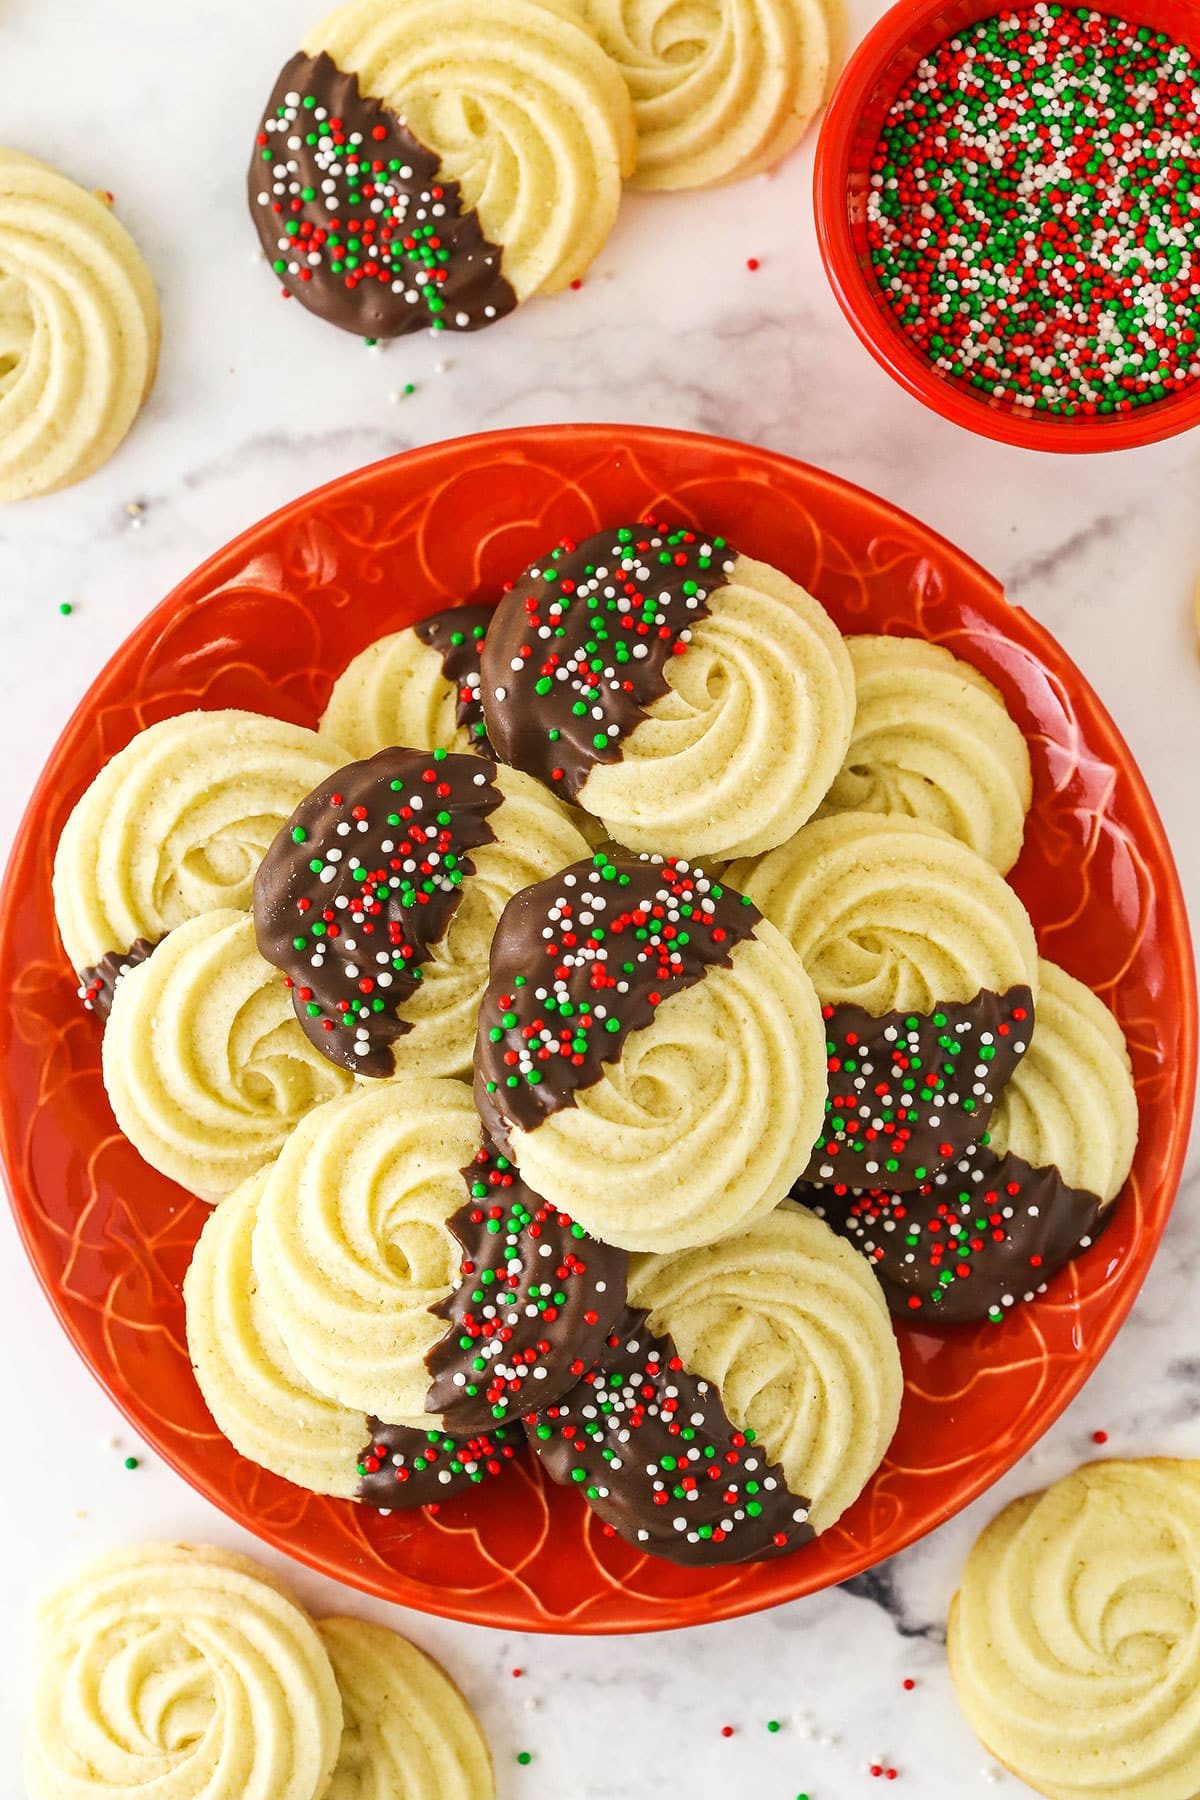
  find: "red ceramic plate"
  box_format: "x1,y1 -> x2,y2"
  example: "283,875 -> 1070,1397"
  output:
1,425 -> 1193,1634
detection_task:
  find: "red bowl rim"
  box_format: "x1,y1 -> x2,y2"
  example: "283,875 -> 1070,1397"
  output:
813,0 -> 1200,453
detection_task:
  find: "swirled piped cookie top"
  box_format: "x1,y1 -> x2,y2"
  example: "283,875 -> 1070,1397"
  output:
475,853 -> 825,1252
27,1544 -> 343,1800
254,747 -> 502,1075
250,52 -> 516,338
104,909 -> 353,1204
54,709 -> 343,978
481,521 -> 734,797
0,148 -> 160,503
578,0 -> 836,191
427,1136 -> 628,1432
527,1305 -> 815,1565
949,1460 -> 1200,1800
321,610 -> 494,762
820,636 -> 1033,874
316,1617 -> 495,1800
474,853 -> 760,1145
801,960 -> 1138,1323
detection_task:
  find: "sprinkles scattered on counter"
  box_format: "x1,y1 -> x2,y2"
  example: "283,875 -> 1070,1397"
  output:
868,4 -> 1200,416
1093,1428 -> 1110,1443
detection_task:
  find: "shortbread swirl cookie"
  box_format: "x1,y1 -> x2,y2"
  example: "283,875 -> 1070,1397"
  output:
481,521 -> 855,860
320,607 -> 494,759
0,148 -> 159,503
254,746 -> 589,1078
356,1418 -> 522,1507
575,0 -> 834,190
802,959 -> 1137,1323
185,1168 -> 365,1496
318,1618 -> 494,1800
253,1078 -> 477,1424
475,856 -> 826,1253
731,813 -> 1038,1188
819,636 -> 1033,873
251,0 -> 635,336
948,1460 -> 1200,1800
528,1203 -> 902,1562
26,1543 -> 342,1800
253,1078 -> 624,1426
54,709 -> 343,978
104,910 -> 352,1203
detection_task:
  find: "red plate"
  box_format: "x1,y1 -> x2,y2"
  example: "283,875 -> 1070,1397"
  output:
1,425 -> 1193,1633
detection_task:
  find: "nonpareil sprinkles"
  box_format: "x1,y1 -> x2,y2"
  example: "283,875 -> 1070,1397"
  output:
250,51 -> 516,337
867,5 -> 1200,415
475,855 -> 760,1142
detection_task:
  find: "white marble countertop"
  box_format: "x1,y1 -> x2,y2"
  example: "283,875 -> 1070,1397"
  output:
2,2 -> 1200,1796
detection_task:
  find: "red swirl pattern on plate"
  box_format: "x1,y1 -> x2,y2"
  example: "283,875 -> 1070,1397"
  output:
0,426 -> 1193,1633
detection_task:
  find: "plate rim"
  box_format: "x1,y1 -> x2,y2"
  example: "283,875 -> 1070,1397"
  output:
2,422 -> 1195,1634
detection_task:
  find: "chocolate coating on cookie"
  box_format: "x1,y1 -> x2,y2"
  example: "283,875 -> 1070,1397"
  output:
426,1138 -> 628,1432
78,937 -> 158,1020
414,604 -> 494,752
799,1144 -> 1107,1325
356,1418 -> 522,1509
474,855 -> 760,1151
253,747 -> 502,1076
806,990 -> 1035,1190
249,51 -> 517,338
480,522 -> 735,799
526,1308 -> 814,1565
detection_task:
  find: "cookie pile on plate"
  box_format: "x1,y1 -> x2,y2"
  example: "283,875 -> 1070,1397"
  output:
248,0 -> 844,338
51,518 -> 1139,1568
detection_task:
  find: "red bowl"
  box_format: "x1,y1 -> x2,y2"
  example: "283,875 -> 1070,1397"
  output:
814,0 -> 1200,453
0,424 -> 1194,1632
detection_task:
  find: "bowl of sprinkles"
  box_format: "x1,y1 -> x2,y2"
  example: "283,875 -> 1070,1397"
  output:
814,0 -> 1200,449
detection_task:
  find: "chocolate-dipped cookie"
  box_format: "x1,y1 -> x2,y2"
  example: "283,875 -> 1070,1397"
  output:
730,812 -> 1040,1190
527,1204 -> 903,1565
428,1137 -> 628,1433
250,1077 -> 625,1430
480,521 -> 855,860
249,0 -> 635,338
527,1307 -> 815,1565
355,1418 -> 522,1510
802,958 -> 1138,1323
474,854 -> 827,1253
253,746 -> 589,1079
